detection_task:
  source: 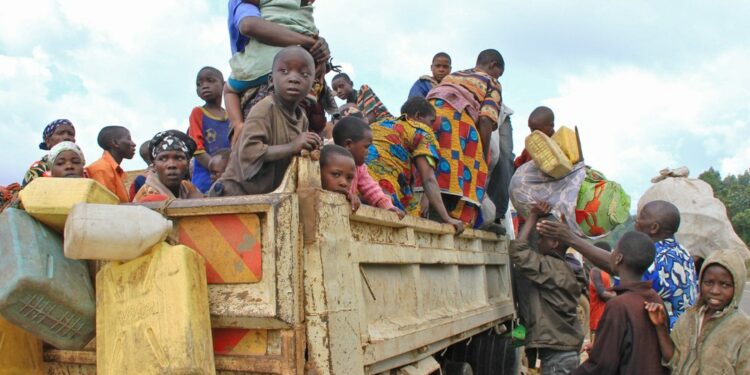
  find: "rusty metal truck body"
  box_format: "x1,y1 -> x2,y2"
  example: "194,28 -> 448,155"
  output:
44,157 -> 514,374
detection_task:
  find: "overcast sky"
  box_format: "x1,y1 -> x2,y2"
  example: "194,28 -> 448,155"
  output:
1,0 -> 748,208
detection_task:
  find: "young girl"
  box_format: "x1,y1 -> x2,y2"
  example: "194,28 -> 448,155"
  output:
645,250 -> 750,374
332,116 -> 405,218
319,144 -> 359,212
330,73 -> 392,124
47,141 -> 86,178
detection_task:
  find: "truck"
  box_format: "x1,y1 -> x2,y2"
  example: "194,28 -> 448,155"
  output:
43,156 -> 516,374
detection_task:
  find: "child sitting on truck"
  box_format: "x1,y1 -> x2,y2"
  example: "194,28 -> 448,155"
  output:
319,144 -> 359,212
208,148 -> 232,183
212,46 -> 322,196
47,141 -> 87,178
510,201 -> 583,374
332,116 -> 405,218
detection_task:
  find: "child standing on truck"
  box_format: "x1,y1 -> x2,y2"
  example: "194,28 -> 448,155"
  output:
510,202 -> 582,374
319,144 -> 359,212
86,126 -> 136,202
212,46 -> 322,196
573,231 -> 667,374
332,116 -> 405,218
188,66 -> 231,193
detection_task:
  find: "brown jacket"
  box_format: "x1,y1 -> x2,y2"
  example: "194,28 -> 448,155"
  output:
216,95 -> 308,196
573,281 -> 668,375
510,240 -> 583,351
667,250 -> 750,375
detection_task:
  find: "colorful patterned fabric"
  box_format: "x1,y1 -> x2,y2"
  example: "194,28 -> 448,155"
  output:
39,119 -> 73,150
439,68 -> 502,123
575,168 -> 631,236
22,157 -> 50,186
429,98 -> 489,225
356,84 -> 392,122
642,237 -> 697,329
366,116 -> 440,215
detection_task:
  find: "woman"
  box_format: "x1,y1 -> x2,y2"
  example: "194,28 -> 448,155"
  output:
46,141 -> 86,178
425,49 -> 504,227
23,119 -> 76,186
134,130 -> 203,202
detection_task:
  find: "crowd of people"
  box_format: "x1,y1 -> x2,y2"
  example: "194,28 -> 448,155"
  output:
6,1 -> 749,374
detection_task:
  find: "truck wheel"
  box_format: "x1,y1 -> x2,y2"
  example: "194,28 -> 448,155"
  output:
444,331 -> 515,375
443,361 -> 473,375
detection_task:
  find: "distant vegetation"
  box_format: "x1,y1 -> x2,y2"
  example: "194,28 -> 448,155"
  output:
699,168 -> 750,246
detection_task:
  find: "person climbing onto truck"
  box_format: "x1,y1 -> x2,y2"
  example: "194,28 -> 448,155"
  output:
407,52 -> 452,98
645,249 -> 750,374
332,116 -> 405,218
188,66 -> 231,193
366,96 -> 464,234
23,119 -> 76,186
86,125 -> 136,203
331,73 -> 392,124
133,130 -> 203,202
319,144 -> 359,212
573,231 -> 668,375
46,141 -> 86,179
212,46 -> 322,196
510,201 -> 583,375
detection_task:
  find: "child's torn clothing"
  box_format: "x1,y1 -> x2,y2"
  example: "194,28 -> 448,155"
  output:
214,96 -> 309,196
351,164 -> 395,210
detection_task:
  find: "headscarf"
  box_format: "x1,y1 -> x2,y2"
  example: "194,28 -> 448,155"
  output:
149,130 -> 197,160
39,119 -> 74,150
46,141 -> 85,169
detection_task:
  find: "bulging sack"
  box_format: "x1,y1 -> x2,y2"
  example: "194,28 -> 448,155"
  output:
575,168 -> 631,237
638,170 -> 749,260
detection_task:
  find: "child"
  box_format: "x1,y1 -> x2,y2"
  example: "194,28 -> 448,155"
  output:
645,250 -> 750,374
573,231 -> 667,374
208,148 -> 232,183
46,141 -> 86,178
408,52 -> 452,98
514,106 -> 555,169
86,126 -> 136,202
319,144 -> 359,211
332,116 -> 405,218
212,46 -> 322,196
588,242 -> 615,342
511,202 -> 582,374
188,66 -> 231,193
23,119 -> 76,186
331,73 -> 392,124
134,130 -> 203,201
129,141 -> 153,201
366,96 -> 464,234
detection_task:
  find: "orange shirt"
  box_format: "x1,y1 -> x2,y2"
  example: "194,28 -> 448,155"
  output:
85,151 -> 129,202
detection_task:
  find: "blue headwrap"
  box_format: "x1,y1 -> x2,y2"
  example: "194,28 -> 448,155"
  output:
39,119 -> 74,150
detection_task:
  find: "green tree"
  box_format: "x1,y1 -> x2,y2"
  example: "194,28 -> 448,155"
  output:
699,168 -> 750,246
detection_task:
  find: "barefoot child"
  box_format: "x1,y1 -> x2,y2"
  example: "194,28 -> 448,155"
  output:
510,202 -> 583,374
574,232 -> 667,374
332,116 -> 405,218
645,250 -> 750,374
319,144 -> 359,212
213,46 -> 322,196
408,52 -> 452,98
47,141 -> 86,178
188,66 -> 231,193
86,126 -> 136,202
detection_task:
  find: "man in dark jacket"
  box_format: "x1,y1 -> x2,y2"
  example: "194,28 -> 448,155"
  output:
510,202 -> 583,375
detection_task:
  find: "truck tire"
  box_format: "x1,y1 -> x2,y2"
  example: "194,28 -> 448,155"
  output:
443,331 -> 515,375
443,361 -> 473,375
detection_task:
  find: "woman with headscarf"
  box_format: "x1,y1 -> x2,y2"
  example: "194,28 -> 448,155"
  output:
46,141 -> 86,178
133,130 -> 203,202
22,119 -> 76,186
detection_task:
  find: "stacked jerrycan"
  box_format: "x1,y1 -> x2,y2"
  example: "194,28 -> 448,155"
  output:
1,177 -> 215,373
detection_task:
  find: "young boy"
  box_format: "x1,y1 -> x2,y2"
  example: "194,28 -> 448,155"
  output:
319,144 -> 359,211
332,116 -> 405,218
588,242 -> 615,342
408,52 -> 452,98
86,126 -> 136,202
208,149 -> 231,183
514,106 -> 555,169
573,231 -> 667,374
47,141 -> 86,178
212,46 -> 322,196
129,141 -> 152,201
645,250 -> 750,374
188,66 -> 231,193
331,73 -> 392,124
511,202 -> 582,374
